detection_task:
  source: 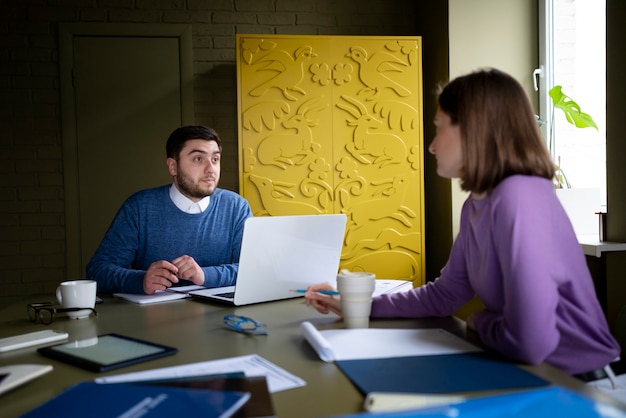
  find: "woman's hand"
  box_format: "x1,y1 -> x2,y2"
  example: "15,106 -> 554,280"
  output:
466,312 -> 477,330
304,282 -> 343,317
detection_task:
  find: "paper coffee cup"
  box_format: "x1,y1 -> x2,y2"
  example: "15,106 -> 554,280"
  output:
56,280 -> 97,320
337,270 -> 376,329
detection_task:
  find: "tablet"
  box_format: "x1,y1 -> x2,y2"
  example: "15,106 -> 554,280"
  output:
37,333 -> 177,372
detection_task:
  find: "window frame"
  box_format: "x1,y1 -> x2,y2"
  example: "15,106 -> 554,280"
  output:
535,0 -> 607,209
535,0 -> 554,146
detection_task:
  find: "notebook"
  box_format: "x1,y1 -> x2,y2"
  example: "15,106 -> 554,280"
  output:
187,214 -> 347,306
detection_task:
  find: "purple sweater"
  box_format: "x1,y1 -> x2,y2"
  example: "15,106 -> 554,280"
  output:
371,175 -> 619,375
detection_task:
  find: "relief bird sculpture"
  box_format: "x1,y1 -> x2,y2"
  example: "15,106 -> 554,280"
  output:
249,45 -> 317,101
257,96 -> 328,169
248,173 -> 323,216
345,46 -> 411,100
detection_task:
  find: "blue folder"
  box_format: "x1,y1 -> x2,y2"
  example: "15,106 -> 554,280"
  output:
333,386 -> 626,418
336,352 -> 549,395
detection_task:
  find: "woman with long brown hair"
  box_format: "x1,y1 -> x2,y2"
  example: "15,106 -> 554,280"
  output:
305,68 -> 619,381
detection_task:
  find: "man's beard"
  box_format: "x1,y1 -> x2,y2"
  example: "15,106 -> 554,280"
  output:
176,171 -> 217,200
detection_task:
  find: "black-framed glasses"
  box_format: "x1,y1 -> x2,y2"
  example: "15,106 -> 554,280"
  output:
27,302 -> 98,325
224,315 -> 268,335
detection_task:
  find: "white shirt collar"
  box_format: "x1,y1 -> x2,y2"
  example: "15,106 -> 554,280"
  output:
169,183 -> 211,214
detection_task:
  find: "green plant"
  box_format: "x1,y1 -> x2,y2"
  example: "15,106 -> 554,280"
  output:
547,85 -> 599,188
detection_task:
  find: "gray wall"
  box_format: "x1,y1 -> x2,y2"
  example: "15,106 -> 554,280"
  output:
0,1 -> 451,304
448,0 -> 537,238
5,0 -> 622,331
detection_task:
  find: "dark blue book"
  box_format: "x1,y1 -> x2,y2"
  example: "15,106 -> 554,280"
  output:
336,352 -> 549,395
138,373 -> 275,417
21,381 -> 251,418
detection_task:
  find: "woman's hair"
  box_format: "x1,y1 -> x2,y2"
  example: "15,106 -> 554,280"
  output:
165,125 -> 223,160
437,68 -> 554,194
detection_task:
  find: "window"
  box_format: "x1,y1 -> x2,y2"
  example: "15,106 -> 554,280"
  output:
536,0 -> 606,209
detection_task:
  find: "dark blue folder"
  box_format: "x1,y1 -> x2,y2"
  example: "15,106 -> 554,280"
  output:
22,381 -> 251,418
336,352 -> 549,394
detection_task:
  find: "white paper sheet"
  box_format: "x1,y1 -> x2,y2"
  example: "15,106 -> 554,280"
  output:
113,285 -> 205,305
372,279 -> 413,296
300,321 -> 482,362
94,354 -> 305,393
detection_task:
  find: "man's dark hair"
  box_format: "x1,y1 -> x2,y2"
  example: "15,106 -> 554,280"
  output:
165,126 -> 223,160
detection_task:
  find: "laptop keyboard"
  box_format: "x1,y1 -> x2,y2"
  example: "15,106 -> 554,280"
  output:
215,291 -> 235,299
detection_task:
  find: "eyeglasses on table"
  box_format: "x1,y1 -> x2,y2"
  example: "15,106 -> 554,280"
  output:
224,314 -> 268,335
27,302 -> 98,325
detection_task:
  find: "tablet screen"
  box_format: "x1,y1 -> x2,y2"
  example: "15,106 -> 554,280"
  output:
38,333 -> 177,372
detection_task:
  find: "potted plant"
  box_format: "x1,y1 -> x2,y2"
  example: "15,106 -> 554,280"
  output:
546,85 -> 602,236
547,85 -> 598,189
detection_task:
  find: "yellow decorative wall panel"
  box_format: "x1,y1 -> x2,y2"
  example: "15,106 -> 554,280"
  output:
237,35 -> 425,285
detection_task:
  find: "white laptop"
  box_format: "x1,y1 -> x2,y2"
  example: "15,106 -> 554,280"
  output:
187,214 -> 347,306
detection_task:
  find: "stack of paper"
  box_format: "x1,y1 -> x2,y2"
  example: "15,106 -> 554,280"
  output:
95,354 -> 305,394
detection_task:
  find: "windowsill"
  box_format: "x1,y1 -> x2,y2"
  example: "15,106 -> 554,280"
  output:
577,235 -> 626,258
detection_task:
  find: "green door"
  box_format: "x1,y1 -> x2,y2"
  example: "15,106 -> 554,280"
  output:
59,24 -> 194,277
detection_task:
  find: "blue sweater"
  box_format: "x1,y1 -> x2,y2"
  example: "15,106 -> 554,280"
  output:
86,186 -> 252,294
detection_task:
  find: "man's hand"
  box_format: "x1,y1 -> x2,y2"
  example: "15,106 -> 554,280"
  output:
172,255 -> 205,286
144,260 -> 179,294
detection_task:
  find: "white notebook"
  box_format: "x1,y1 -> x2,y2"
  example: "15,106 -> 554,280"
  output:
0,364 -> 53,395
300,322 -> 482,362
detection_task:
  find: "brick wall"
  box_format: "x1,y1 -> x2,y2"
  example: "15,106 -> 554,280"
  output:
0,0 -> 418,304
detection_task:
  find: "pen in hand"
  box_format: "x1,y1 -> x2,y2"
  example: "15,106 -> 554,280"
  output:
290,289 -> 340,296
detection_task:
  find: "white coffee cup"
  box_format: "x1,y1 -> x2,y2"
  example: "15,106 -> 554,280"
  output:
56,280 -> 97,320
337,270 -> 376,329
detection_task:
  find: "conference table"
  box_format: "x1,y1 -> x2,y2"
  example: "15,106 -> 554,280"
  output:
0,293 -> 622,417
